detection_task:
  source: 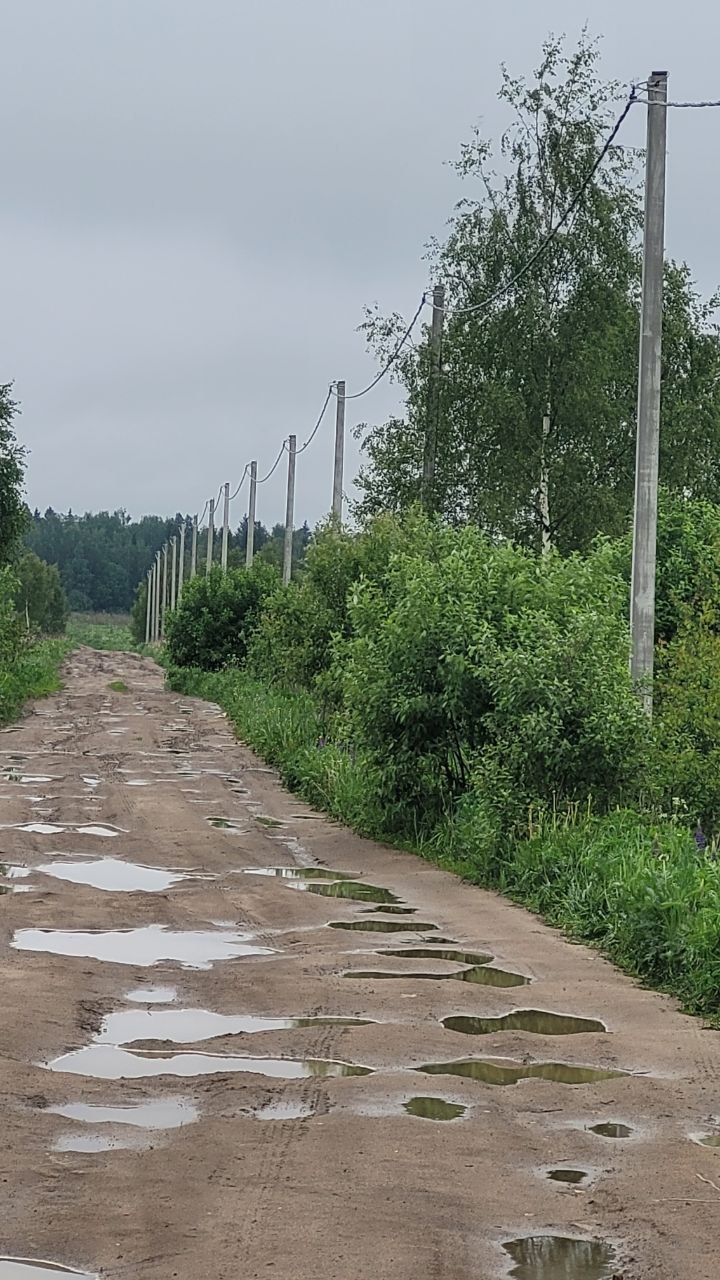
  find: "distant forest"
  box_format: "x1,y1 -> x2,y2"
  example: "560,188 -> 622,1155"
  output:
26,509 -> 310,612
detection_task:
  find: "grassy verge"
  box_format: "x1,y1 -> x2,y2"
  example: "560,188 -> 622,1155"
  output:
168,664 -> 720,1018
0,636 -> 71,725
67,613 -> 133,651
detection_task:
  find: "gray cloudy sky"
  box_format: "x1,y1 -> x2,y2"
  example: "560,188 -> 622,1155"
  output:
2,0 -> 718,529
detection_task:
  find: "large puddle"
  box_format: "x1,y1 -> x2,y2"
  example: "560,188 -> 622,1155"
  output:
503,1235 -> 615,1279
12,924 -> 274,969
442,1011 -> 606,1036
0,1264 -> 95,1279
416,1059 -> 623,1086
47,1046 -> 372,1079
47,1098 -> 198,1129
97,1007 -> 372,1044
348,964 -> 528,987
35,859 -> 190,893
403,1097 -> 466,1121
329,920 -> 439,933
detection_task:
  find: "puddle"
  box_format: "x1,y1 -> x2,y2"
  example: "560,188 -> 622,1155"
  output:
47,1098 -> 197,1129
403,1096 -> 466,1121
382,947 -> 493,966
125,779 -> 152,787
36,858 -> 189,893
442,1011 -> 606,1036
306,882 -> 401,904
503,1235 -> 615,1279
416,1059 -> 623,1086
8,823 -> 65,835
207,816 -> 244,830
588,1121 -> 632,1138
125,986 -> 177,1003
255,815 -> 284,828
97,1007 -> 373,1045
53,1133 -> 149,1153
697,1134 -> 720,1148
242,866 -> 356,880
0,1263 -> 95,1279
47,1046 -> 372,1080
348,965 -> 528,987
361,905 -> 416,915
329,921 -> 439,933
76,825 -> 121,838
12,924 -> 274,969
547,1168 -> 588,1184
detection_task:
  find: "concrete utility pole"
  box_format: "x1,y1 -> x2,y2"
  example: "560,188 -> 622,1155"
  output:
153,552 -> 161,641
540,411 -> 551,554
206,498 -> 215,575
178,523 -> 186,605
630,71 -> 668,717
282,435 -> 296,587
332,380 -> 346,526
421,283 -> 445,513
221,482 -> 230,571
190,515 -> 198,579
246,461 -> 257,568
170,537 -> 177,612
145,568 -> 152,644
161,543 -> 169,639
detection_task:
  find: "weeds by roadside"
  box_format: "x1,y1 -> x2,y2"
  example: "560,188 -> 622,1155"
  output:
67,613 -> 133,651
0,637 -> 70,725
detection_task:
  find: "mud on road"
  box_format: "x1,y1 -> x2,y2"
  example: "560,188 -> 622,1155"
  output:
1,647 -> 719,1279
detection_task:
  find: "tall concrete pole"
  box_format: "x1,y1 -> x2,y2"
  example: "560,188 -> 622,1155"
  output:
153,552 -> 161,641
630,71 -> 668,717
332,380 -> 346,526
221,482 -> 230,571
190,515 -> 198,580
178,523 -> 186,605
206,498 -> 215,575
540,411 -> 551,554
246,461 -> 257,568
170,536 -> 177,611
161,543 -> 169,639
421,283 -> 445,514
282,436 -> 296,586
145,568 -> 152,644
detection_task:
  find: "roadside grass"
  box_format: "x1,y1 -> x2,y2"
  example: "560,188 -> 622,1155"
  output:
68,613 -> 133,651
167,662 -> 720,1020
0,637 -> 70,725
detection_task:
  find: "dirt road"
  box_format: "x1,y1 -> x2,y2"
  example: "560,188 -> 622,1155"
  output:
1,647 -> 719,1279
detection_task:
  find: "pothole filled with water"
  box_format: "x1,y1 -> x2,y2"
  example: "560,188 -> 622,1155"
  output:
96,1007 -> 373,1045
416,1059 -> 624,1086
588,1121 -> 632,1138
696,1134 -> 720,1148
206,816 -> 244,830
47,1098 -> 197,1129
442,1011 -> 606,1036
53,1132 -> 150,1153
35,858 -> 191,893
383,946 -> 493,966
305,882 -> 401,904
347,958 -> 528,987
403,1096 -> 466,1121
241,866 -> 357,880
546,1168 -> 588,1185
329,920 -> 439,933
361,905 -> 416,915
13,924 -> 274,969
502,1235 -> 615,1279
47,1046 -> 373,1080
0,1263 -> 95,1279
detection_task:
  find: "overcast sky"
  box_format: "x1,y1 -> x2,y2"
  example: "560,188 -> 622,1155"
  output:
2,1 -> 718,529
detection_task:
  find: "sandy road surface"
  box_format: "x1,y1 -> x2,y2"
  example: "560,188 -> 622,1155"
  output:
1,648 -> 719,1279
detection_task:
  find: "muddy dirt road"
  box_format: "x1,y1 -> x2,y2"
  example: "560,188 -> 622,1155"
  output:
1,648 -> 719,1279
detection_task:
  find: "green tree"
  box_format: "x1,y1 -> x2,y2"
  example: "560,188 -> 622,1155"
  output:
355,33 -> 720,552
0,385 -> 28,563
166,563 -> 281,671
12,551 -> 68,634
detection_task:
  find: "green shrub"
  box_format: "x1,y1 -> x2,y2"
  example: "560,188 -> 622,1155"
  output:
653,624 -> 720,833
166,563 -> 280,670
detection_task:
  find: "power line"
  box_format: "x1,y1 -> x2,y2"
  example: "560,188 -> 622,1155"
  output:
296,386 -> 335,455
257,439 -> 288,485
229,466 -> 250,501
635,96 -> 720,108
450,90 -> 638,320
342,294 -> 430,400
196,499 -> 209,525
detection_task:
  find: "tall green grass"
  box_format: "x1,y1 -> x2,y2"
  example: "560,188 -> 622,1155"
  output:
67,613 -> 133,651
168,663 -> 720,1018
0,637 -> 70,724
